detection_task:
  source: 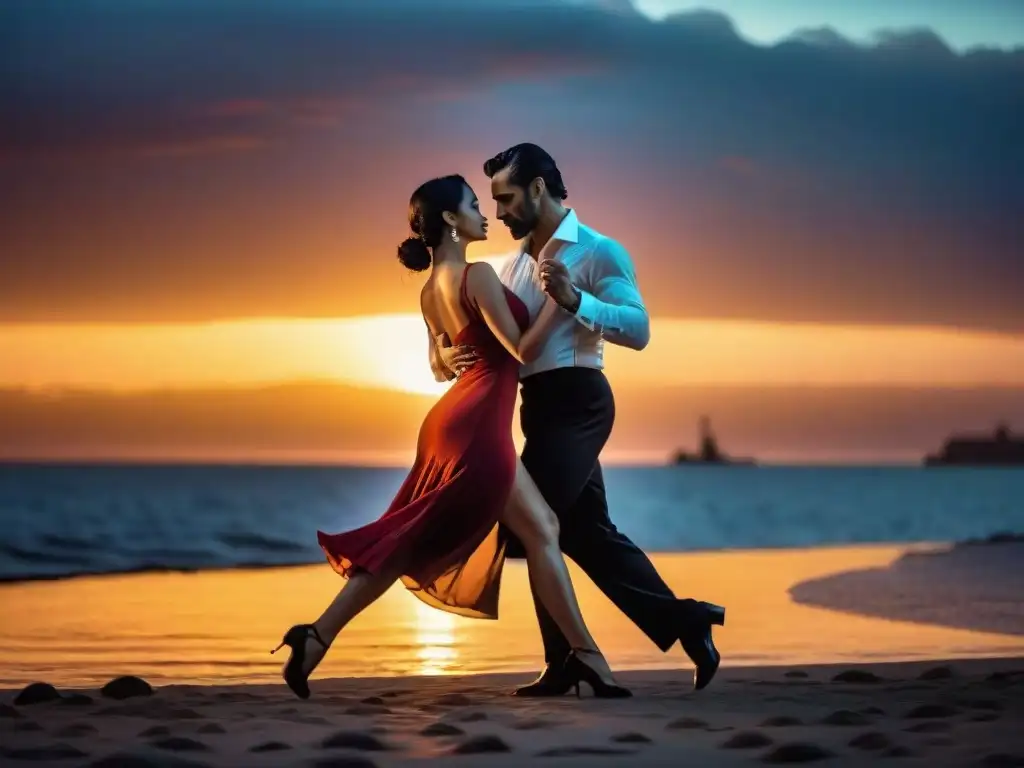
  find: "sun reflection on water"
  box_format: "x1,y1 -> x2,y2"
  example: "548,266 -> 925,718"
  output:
413,600 -> 458,675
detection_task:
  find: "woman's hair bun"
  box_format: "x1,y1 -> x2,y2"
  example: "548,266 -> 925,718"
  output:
396,236 -> 432,272
396,174 -> 468,272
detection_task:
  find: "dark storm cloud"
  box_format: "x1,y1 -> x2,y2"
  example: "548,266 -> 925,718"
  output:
1,0 -> 1022,329
3,0 -> 1019,163
0,0 -> 616,159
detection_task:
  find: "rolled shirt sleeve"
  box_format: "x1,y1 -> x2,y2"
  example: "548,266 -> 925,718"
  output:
572,237 -> 651,351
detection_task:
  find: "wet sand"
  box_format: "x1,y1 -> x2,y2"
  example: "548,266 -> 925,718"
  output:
2,542 -> 1022,764
2,545 -> 1022,688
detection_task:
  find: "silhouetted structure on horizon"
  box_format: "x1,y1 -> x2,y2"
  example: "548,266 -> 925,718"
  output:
671,416 -> 756,466
924,422 -> 1024,466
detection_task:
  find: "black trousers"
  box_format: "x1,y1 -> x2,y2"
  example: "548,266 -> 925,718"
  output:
508,367 -> 706,665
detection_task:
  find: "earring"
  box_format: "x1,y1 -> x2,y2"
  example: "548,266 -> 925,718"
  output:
450,227 -> 459,243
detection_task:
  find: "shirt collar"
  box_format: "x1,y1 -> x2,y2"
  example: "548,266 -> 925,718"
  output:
551,208 -> 579,244
519,209 -> 580,258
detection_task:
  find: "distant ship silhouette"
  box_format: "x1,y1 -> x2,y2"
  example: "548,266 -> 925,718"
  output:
924,422 -> 1024,466
671,416 -> 756,466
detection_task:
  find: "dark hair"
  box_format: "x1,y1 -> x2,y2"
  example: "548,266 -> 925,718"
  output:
396,174 -> 468,272
483,143 -> 567,200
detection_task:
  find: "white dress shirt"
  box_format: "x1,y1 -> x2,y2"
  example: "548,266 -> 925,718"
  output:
497,209 -> 650,379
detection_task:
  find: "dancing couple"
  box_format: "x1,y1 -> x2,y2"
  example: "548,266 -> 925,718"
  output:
273,143 -> 725,700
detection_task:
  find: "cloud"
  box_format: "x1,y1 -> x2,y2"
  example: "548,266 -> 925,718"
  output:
0,0 -> 608,160
4,1 -> 1017,163
1,0 -> 1022,331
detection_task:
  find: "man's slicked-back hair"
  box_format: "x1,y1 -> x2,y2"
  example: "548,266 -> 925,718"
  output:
483,143 -> 568,201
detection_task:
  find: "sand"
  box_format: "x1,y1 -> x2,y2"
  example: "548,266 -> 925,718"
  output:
3,541 -> 1023,764
2,659 -> 1024,766
790,538 -> 1024,636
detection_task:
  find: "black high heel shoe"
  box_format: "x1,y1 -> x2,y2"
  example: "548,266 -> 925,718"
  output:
271,624 -> 329,700
563,648 -> 632,699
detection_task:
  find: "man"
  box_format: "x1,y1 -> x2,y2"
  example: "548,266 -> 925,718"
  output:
439,143 -> 725,694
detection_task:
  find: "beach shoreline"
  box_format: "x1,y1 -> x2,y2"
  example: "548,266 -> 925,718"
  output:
0,538 -> 959,586
3,541 -> 1023,763
2,544 -> 1023,688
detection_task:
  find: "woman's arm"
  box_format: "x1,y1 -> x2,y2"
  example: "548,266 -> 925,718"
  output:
467,262 -> 559,365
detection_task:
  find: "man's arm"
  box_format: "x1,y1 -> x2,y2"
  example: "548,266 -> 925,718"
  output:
567,238 -> 651,350
431,328 -> 481,379
427,324 -> 455,382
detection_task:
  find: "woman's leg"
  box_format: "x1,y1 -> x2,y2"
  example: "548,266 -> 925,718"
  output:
286,558 -> 407,678
500,458 -> 617,683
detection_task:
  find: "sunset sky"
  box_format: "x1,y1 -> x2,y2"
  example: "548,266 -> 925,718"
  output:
2,0 -> 1022,463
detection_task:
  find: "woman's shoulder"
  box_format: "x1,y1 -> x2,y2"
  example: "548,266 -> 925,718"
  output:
465,259 -> 499,286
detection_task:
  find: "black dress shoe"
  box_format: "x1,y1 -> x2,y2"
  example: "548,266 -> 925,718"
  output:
680,602 -> 726,691
511,662 -> 573,697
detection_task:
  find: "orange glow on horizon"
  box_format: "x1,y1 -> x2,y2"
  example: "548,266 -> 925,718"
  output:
2,315 -> 1022,395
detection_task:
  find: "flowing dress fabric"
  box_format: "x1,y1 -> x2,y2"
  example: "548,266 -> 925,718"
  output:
317,264 -> 530,619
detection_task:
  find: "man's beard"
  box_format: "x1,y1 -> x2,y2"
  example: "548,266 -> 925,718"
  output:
503,202 -> 539,240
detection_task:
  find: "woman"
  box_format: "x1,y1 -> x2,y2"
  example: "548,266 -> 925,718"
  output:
273,175 -> 628,700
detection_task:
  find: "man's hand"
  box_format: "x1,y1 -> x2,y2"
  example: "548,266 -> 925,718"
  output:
539,259 -> 580,312
436,336 -> 479,377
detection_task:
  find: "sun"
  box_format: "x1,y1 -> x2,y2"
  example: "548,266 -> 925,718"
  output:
326,257 -> 510,396
334,314 -> 454,396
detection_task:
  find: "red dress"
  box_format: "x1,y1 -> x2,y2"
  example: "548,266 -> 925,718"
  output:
317,263 -> 530,619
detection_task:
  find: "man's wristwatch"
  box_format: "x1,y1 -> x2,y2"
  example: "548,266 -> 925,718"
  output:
560,286 -> 582,314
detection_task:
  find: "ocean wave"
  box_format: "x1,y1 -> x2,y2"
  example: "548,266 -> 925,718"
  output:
0,542 -> 96,567
2,463 -> 1022,584
0,558 -> 320,584
216,532 -> 308,554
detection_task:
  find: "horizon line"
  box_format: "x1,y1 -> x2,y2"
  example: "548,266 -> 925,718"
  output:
3,315 -> 1022,339
4,380 -> 1024,396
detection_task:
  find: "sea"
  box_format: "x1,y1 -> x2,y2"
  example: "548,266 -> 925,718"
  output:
2,463 -> 1023,583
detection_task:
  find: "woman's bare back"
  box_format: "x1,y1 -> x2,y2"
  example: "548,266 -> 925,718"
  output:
421,263 -> 476,345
